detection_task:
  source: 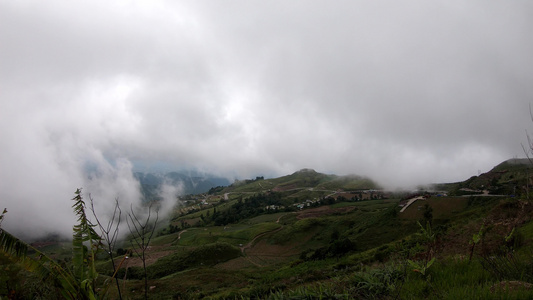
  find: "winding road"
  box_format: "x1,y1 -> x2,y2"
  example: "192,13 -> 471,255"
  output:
400,196 -> 424,213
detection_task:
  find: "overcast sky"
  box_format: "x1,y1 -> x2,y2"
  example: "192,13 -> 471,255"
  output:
1,1 -> 533,237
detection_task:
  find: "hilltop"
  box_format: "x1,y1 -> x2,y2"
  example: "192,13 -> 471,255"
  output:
223,168 -> 379,192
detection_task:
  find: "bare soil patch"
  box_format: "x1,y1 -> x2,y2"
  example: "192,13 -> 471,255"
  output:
248,238 -> 301,257
121,244 -> 174,268
296,206 -> 355,219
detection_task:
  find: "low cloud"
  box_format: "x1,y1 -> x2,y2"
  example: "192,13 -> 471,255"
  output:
155,180 -> 183,217
1,1 -> 532,237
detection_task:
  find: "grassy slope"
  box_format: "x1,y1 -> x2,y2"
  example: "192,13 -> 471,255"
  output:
225,169 -> 379,194
13,196 -> 533,299
152,195 -> 533,298
98,159 -> 533,299
8,165 -> 533,299
98,164 -> 533,299
440,158 -> 533,196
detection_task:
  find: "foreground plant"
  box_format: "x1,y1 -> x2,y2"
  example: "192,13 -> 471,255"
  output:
90,195 -> 123,299
127,203 -> 159,300
0,189 -> 122,299
408,257 -> 435,277
406,221 -> 437,278
469,224 -> 485,261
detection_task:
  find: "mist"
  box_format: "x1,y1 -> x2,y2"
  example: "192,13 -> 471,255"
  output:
1,1 -> 533,239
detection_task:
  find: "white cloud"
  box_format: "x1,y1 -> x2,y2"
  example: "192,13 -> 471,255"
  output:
1,0 -> 532,237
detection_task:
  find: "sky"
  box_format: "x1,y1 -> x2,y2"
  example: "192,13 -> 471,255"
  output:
1,1 -> 533,238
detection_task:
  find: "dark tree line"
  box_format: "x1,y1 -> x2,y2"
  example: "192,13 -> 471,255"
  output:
211,192 -> 286,226
208,186 -> 225,195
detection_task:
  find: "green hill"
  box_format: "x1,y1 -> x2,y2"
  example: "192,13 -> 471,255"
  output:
224,168 -> 380,194
5,163 -> 533,299
439,158 -> 533,196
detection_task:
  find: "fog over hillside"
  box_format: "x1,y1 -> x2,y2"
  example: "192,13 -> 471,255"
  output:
1,1 -> 532,238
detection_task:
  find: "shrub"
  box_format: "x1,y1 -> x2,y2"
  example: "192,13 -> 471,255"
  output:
350,264 -> 405,299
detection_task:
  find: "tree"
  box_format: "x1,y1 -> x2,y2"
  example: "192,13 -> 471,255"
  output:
422,203 -> 433,225
126,203 -> 159,300
523,105 -> 533,199
90,195 -> 123,300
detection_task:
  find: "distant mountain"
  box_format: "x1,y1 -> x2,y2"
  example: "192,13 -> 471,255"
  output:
134,171 -> 231,199
135,168 -> 380,201
223,168 -> 381,195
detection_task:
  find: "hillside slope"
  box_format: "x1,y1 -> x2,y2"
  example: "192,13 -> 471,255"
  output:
437,158 -> 533,196
5,163 -> 533,299
224,168 -> 380,194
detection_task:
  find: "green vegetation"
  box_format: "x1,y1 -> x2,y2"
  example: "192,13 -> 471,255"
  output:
211,192 -> 287,225
117,242 -> 242,280
443,158 -> 533,197
4,163 -> 533,299
0,189 -> 120,299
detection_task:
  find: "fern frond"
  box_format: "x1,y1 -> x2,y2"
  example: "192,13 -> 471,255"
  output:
0,228 -> 28,258
0,227 -> 80,296
71,188 -> 103,299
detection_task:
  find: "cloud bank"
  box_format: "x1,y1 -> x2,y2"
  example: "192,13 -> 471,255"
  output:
1,1 -> 532,237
